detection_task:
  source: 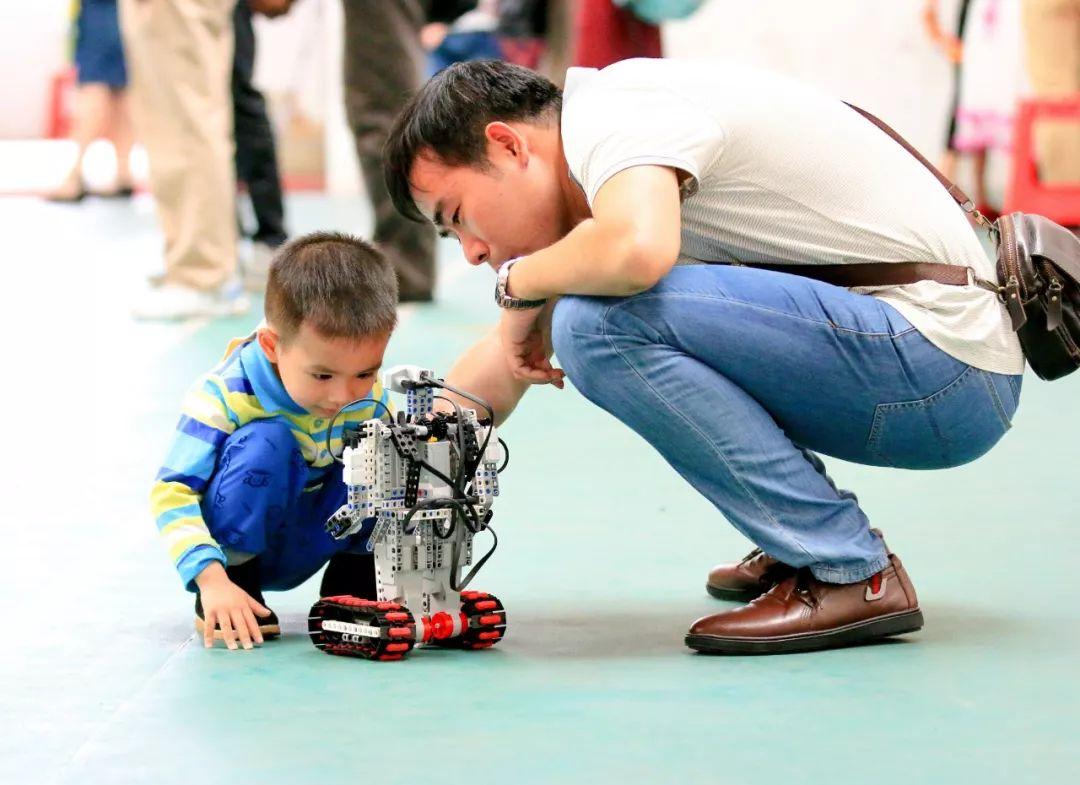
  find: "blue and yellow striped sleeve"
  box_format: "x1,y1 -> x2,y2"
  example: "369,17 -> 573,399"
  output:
150,376 -> 237,591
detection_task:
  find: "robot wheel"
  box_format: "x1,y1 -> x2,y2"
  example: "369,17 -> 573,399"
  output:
432,590 -> 507,650
308,595 -> 417,661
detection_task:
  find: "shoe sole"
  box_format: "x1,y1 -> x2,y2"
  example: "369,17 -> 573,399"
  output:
705,583 -> 764,602
685,608 -> 924,655
195,616 -> 281,641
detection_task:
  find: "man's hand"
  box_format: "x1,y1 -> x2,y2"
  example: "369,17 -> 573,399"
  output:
248,0 -> 293,19
195,562 -> 272,650
498,306 -> 565,387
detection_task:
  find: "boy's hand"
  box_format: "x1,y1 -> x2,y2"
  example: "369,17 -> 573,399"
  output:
195,563 -> 272,651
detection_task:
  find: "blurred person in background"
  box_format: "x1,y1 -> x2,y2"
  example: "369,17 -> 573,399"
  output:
926,0 -> 1027,221
1022,0 -> 1080,186
422,0 -> 504,76
498,0 -> 549,71
121,0 -> 247,320
233,0 -> 293,291
342,0 -> 436,303
47,0 -> 136,202
923,0 -> 973,182
573,0 -> 662,68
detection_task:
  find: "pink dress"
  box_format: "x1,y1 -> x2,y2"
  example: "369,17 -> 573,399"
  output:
953,0 -> 1029,152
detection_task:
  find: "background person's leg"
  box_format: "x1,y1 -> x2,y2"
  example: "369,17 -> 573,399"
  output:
47,84 -> 112,200
551,265 -> 1020,583
120,0 -> 238,291
232,0 -> 287,249
342,0 -> 436,302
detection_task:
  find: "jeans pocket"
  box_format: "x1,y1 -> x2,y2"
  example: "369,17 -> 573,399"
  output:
866,367 -> 1014,469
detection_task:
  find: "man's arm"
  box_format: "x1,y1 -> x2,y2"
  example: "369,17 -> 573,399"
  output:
505,165 -> 684,301
442,302 -> 561,426
442,328 -> 534,427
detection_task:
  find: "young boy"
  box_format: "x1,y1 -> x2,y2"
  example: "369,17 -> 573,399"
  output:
150,231 -> 398,651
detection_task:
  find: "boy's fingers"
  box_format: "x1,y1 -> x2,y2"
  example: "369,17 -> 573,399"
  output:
242,607 -> 264,646
231,609 -> 253,650
248,597 -> 272,618
203,610 -> 216,648
218,613 -> 238,650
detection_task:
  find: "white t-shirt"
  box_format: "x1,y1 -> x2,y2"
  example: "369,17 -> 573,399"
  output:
560,59 -> 1024,376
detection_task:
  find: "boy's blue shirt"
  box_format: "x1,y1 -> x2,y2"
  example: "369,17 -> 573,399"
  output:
150,333 -> 393,591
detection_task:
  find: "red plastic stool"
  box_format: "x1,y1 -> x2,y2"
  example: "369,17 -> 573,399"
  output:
45,66 -> 76,140
1005,96 -> 1080,225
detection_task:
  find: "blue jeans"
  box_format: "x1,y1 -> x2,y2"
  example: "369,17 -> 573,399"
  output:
551,265 -> 1022,583
202,421 -> 373,591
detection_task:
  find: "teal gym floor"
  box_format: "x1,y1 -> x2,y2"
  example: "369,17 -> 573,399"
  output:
3,193 -> 1077,785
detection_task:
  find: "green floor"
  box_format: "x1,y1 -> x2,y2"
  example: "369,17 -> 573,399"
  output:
3,194 -> 1077,785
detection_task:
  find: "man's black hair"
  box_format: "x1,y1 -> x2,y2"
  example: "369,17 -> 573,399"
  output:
383,59 -> 562,222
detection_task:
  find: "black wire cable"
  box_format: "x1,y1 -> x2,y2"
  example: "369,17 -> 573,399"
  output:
433,394 -> 468,490
325,397 -> 394,463
434,379 -> 496,482
331,378 -> 500,590
496,437 -> 510,473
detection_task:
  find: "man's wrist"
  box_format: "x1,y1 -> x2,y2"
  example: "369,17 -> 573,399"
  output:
495,259 -> 548,310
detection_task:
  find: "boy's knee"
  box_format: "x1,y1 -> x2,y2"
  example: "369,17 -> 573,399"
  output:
210,420 -> 307,510
219,420 -> 303,473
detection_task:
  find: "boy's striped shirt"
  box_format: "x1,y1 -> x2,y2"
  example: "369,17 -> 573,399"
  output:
150,334 -> 393,590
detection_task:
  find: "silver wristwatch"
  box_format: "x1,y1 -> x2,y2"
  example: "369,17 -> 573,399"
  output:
494,259 -> 548,310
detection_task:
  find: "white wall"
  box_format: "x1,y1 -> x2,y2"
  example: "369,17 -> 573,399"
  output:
664,0 -> 964,159
0,0 -> 70,138
1,0 -> 968,191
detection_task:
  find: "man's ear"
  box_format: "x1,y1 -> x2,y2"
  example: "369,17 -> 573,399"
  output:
484,121 -> 529,168
257,326 -> 281,363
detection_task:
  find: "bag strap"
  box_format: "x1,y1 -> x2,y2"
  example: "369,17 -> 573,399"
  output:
739,103 -> 999,292
842,103 -> 994,230
744,261 -> 1001,292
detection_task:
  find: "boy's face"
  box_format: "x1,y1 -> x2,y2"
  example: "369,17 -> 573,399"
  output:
258,322 -> 390,418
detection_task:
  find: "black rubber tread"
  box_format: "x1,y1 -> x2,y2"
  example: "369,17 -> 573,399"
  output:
685,609 -> 924,655
308,596 -> 416,661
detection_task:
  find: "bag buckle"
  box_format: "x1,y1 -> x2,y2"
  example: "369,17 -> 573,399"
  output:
1003,275 -> 1028,330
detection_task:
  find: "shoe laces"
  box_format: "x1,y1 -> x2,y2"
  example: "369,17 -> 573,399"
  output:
740,547 -> 763,565
792,568 -> 820,609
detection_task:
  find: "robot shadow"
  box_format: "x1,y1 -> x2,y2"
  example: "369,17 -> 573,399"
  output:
498,605 -> 701,660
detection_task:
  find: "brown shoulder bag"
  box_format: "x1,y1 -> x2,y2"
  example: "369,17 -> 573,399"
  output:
751,104 -> 1080,381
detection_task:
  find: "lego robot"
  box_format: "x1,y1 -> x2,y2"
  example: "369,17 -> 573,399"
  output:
308,366 -> 507,661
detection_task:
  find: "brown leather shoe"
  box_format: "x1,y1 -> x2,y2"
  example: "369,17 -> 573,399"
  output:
687,553 -> 923,654
706,548 -> 796,601
706,529 -> 891,602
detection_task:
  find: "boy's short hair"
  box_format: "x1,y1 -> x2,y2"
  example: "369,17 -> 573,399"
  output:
383,59 -> 562,222
265,231 -> 398,343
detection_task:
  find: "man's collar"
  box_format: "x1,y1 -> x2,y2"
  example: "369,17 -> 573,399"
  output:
562,67 -> 598,103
